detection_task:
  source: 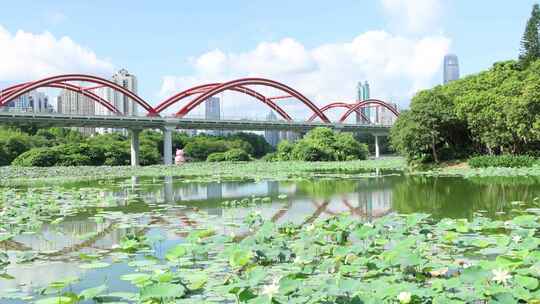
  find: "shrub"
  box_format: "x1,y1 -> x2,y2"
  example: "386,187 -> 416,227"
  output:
223,148 -> 250,161
12,147 -> 60,167
56,153 -> 93,166
292,143 -> 333,161
228,132 -> 273,158
261,152 -> 278,162
207,152 -> 226,162
333,133 -> 369,161
184,138 -> 229,161
468,155 -> 536,168
273,140 -> 295,161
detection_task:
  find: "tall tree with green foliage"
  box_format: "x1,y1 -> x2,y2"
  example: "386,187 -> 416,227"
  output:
519,4 -> 540,67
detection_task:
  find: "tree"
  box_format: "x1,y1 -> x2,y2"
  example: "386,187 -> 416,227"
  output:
228,132 -> 273,158
183,137 -> 229,161
267,128 -> 368,162
390,89 -> 467,163
12,147 -> 60,167
223,148 -> 250,161
519,4 -> 540,67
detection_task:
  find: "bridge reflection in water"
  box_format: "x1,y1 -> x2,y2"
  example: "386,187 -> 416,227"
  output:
0,176 -> 394,293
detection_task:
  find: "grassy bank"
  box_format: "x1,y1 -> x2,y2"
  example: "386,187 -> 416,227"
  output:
0,157 -> 406,186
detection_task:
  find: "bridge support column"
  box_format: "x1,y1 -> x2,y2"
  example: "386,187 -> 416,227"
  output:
374,134 -> 380,159
163,126 -> 174,165
130,129 -> 141,167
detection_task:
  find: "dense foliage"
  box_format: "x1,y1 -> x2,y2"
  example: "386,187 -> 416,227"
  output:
520,4 -> 540,67
468,155 -> 536,168
391,60 -> 540,163
0,126 -> 272,166
207,148 -> 251,162
392,5 -> 540,164
267,127 -> 369,161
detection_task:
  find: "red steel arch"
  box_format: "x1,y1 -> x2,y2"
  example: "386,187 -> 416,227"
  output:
175,78 -> 330,123
307,102 -> 370,123
339,99 -> 399,123
0,74 -> 157,116
155,83 -> 292,121
1,81 -> 121,114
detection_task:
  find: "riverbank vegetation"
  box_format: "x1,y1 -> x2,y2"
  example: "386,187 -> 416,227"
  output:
0,126 -> 370,166
468,155 -> 537,168
265,128 -> 369,162
0,126 -> 274,166
391,4 -> 540,165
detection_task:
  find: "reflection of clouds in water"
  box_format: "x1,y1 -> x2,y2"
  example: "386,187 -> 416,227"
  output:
1,261 -> 85,293
0,177 -> 396,297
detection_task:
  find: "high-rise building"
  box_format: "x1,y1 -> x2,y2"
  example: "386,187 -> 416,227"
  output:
443,54 -> 460,84
264,111 -> 279,147
205,96 -> 221,136
356,81 -> 371,123
4,91 -> 54,113
57,88 -> 96,135
379,102 -> 398,125
95,69 -> 138,134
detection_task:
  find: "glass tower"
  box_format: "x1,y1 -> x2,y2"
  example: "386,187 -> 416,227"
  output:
443,54 -> 460,84
356,81 -> 370,123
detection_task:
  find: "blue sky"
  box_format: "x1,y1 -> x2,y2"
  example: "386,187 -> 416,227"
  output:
0,1 -> 536,116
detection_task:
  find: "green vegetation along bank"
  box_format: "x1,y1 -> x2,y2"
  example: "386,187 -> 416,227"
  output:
0,126 -> 372,167
390,4 -> 540,165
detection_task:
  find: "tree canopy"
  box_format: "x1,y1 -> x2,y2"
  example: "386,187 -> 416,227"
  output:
390,59 -> 540,163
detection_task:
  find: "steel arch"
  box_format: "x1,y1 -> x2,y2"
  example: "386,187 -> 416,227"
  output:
1,81 -> 121,114
307,102 -> 370,123
0,74 -> 157,116
155,83 -> 292,121
175,78 -> 330,123
339,99 -> 399,123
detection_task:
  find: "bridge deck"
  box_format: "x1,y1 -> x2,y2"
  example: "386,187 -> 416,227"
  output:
0,112 -> 391,134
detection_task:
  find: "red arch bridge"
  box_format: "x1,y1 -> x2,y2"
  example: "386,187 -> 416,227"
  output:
0,75 -> 399,165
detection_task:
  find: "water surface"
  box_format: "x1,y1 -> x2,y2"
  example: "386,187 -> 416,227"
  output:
2,172 -> 540,302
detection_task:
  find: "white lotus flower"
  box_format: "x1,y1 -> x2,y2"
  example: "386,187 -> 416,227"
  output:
492,269 -> 512,285
512,235 -> 521,243
261,278 -> 280,299
398,291 -> 412,303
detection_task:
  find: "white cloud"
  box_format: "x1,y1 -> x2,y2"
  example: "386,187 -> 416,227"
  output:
0,25 -> 113,82
381,0 -> 444,34
159,33 -> 450,119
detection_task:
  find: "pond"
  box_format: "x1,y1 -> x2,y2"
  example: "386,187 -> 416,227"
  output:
2,170 -> 540,303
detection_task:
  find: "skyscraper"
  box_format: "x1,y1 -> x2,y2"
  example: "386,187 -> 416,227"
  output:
443,54 -> 460,84
264,111 -> 279,147
356,81 -> 371,123
57,88 -> 96,135
95,69 -> 138,134
4,91 -> 53,113
205,96 -> 221,136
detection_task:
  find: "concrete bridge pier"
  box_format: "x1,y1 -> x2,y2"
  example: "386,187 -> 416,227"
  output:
163,125 -> 175,165
372,132 -> 387,159
374,134 -> 380,159
130,129 -> 141,167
